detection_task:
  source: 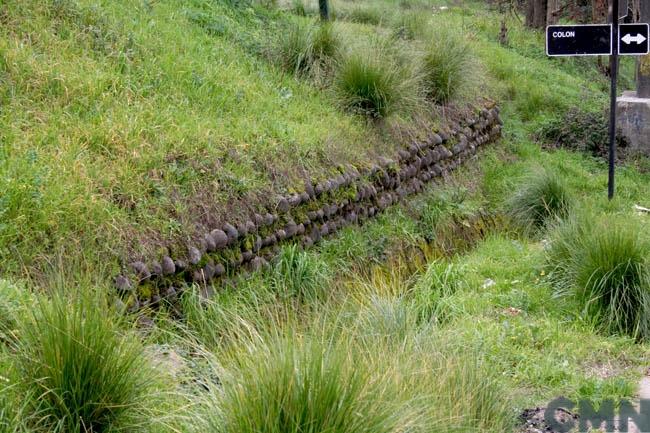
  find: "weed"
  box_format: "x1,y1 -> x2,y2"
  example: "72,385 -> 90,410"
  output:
345,6 -> 384,25
392,11 -> 427,40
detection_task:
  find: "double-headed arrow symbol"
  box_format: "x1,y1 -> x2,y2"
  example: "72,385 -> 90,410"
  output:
621,33 -> 647,45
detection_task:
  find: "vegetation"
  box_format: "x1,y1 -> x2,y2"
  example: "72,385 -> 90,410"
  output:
506,168 -> 572,233
421,30 -> 473,103
547,214 -> 650,340
12,294 -> 161,433
1,0 -> 650,432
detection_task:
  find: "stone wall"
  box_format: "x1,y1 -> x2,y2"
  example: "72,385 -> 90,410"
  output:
114,103 -> 503,311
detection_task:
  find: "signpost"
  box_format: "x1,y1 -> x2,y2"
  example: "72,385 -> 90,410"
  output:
546,3 -> 649,199
619,24 -> 650,56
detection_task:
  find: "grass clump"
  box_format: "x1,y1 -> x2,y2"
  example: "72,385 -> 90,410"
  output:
506,169 -> 571,234
274,21 -> 340,77
392,11 -> 427,40
345,6 -> 385,25
13,293 -> 159,433
335,43 -> 420,118
421,30 -> 473,104
271,245 -> 331,302
547,214 -> 650,340
410,261 -> 466,324
203,333 -> 400,433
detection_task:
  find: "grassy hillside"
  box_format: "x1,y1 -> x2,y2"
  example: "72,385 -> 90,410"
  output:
1,0 -> 650,432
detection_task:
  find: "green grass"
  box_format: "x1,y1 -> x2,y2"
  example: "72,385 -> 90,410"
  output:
13,293 -> 161,433
3,0 -> 650,430
335,40 -> 420,117
506,168 -> 572,234
421,30 -> 473,104
547,214 -> 650,341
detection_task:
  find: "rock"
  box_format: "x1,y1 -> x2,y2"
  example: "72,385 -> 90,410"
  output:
288,194 -> 301,207
250,256 -> 267,272
277,197 -> 290,213
245,220 -> 256,234
204,233 -> 217,252
164,286 -> 178,300
237,222 -> 248,237
310,226 -> 321,242
198,237 -> 208,253
304,180 -> 315,197
150,261 -> 163,277
174,259 -> 187,272
162,256 -> 175,275
203,263 -> 216,280
314,183 -> 324,195
242,251 -> 253,262
214,263 -> 225,277
276,229 -> 287,240
431,133 -> 443,145
264,213 -> 275,226
253,236 -> 262,252
297,223 -> 305,235
285,220 -> 298,238
188,246 -> 202,265
398,149 -> 411,161
300,191 -> 310,203
130,261 -> 150,280
211,229 -> 229,249
316,209 -> 325,220
115,275 -> 133,292
302,236 -> 314,248
254,213 -> 264,226
320,223 -> 329,237
223,223 -> 239,242
307,211 -> 319,221
150,294 -> 161,308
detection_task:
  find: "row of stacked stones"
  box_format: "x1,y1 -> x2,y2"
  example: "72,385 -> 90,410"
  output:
115,104 -> 503,311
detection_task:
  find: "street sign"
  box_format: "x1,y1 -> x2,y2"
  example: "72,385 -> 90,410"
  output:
619,23 -> 650,56
546,25 -> 612,57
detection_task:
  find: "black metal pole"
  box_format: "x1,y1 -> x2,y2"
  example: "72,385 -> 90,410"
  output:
318,0 -> 329,21
608,0 -> 618,200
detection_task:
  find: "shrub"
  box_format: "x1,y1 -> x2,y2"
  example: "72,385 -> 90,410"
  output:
335,43 -> 419,118
547,214 -> 650,340
537,108 -> 630,159
421,30 -> 472,104
506,169 -> 571,234
271,245 -> 331,302
14,294 -> 158,433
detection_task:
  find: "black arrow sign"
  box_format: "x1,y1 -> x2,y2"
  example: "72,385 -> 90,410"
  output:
618,23 -> 650,56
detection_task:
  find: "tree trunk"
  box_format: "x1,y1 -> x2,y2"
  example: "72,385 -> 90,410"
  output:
318,0 -> 329,21
525,0 -> 547,29
546,0 -> 560,25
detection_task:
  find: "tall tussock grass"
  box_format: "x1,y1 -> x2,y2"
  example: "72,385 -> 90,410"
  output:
335,40 -> 421,118
197,305 -> 512,433
271,244 -> 331,302
547,213 -> 650,340
421,30 -> 473,104
13,293 -> 160,433
506,169 -> 571,234
275,20 -> 340,77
